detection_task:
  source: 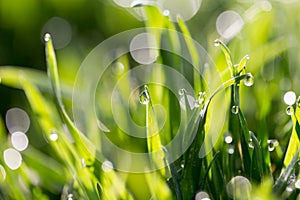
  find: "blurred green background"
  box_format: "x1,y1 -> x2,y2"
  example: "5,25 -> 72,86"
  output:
1,0 -> 300,199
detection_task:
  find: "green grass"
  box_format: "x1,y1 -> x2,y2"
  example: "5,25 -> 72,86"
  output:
0,3 -> 300,200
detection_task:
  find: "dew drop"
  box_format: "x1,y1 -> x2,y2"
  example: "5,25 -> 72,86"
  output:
231,105 -> 239,114
267,139 -> 279,152
49,130 -> 59,141
244,73 -> 254,87
180,160 -> 185,169
178,88 -> 186,96
224,131 -> 233,144
248,137 -> 254,149
214,39 -> 220,47
139,86 -> 150,105
195,191 -> 210,200
102,160 -> 114,172
194,92 -> 206,108
286,105 -> 294,116
44,33 -> 51,42
228,145 -> 235,154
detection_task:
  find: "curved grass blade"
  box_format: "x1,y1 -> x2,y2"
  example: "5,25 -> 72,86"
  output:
272,150 -> 300,196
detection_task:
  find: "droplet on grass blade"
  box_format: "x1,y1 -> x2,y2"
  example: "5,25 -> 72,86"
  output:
231,105 -> 239,114
44,33 -> 51,42
49,130 -> 59,141
102,160 -> 114,172
139,86 -> 150,105
213,39 -> 221,47
244,73 -> 254,87
248,137 -> 254,149
286,106 -> 294,116
178,88 -> 186,96
267,139 -> 279,152
194,92 -> 206,108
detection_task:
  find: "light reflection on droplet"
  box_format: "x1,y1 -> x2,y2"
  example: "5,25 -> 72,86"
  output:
216,10 -> 244,40
49,133 -> 59,141
101,160 -> 114,172
267,139 -> 279,152
283,91 -> 296,105
163,9 -> 170,16
130,32 -> 158,65
4,148 -> 22,170
41,17 -> 72,49
11,131 -> 29,151
231,106 -> 239,114
286,106 -> 294,116
0,165 -> 6,181
6,108 -> 30,134
139,85 -> 150,105
195,191 -> 211,200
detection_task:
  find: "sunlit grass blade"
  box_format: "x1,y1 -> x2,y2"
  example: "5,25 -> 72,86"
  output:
214,39 -> 233,71
177,17 -> 202,93
0,66 -> 72,97
272,149 -> 299,196
249,131 -> 264,182
44,33 -> 100,161
145,171 -> 172,200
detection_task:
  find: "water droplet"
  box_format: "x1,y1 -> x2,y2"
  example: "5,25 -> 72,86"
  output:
11,131 -> 29,151
44,33 -> 51,42
286,105 -> 294,116
49,130 -> 59,141
102,160 -> 114,172
231,105 -> 239,114
194,92 -> 206,107
248,137 -> 254,149
180,160 -> 185,168
283,91 -> 296,105
244,73 -> 254,87
267,139 -> 279,152
139,86 -> 150,105
195,191 -> 210,200
226,176 -> 252,199
228,145 -> 235,154
224,131 -> 233,144
214,39 -> 220,47
3,148 -> 22,170
178,88 -> 186,96
245,54 -> 250,60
